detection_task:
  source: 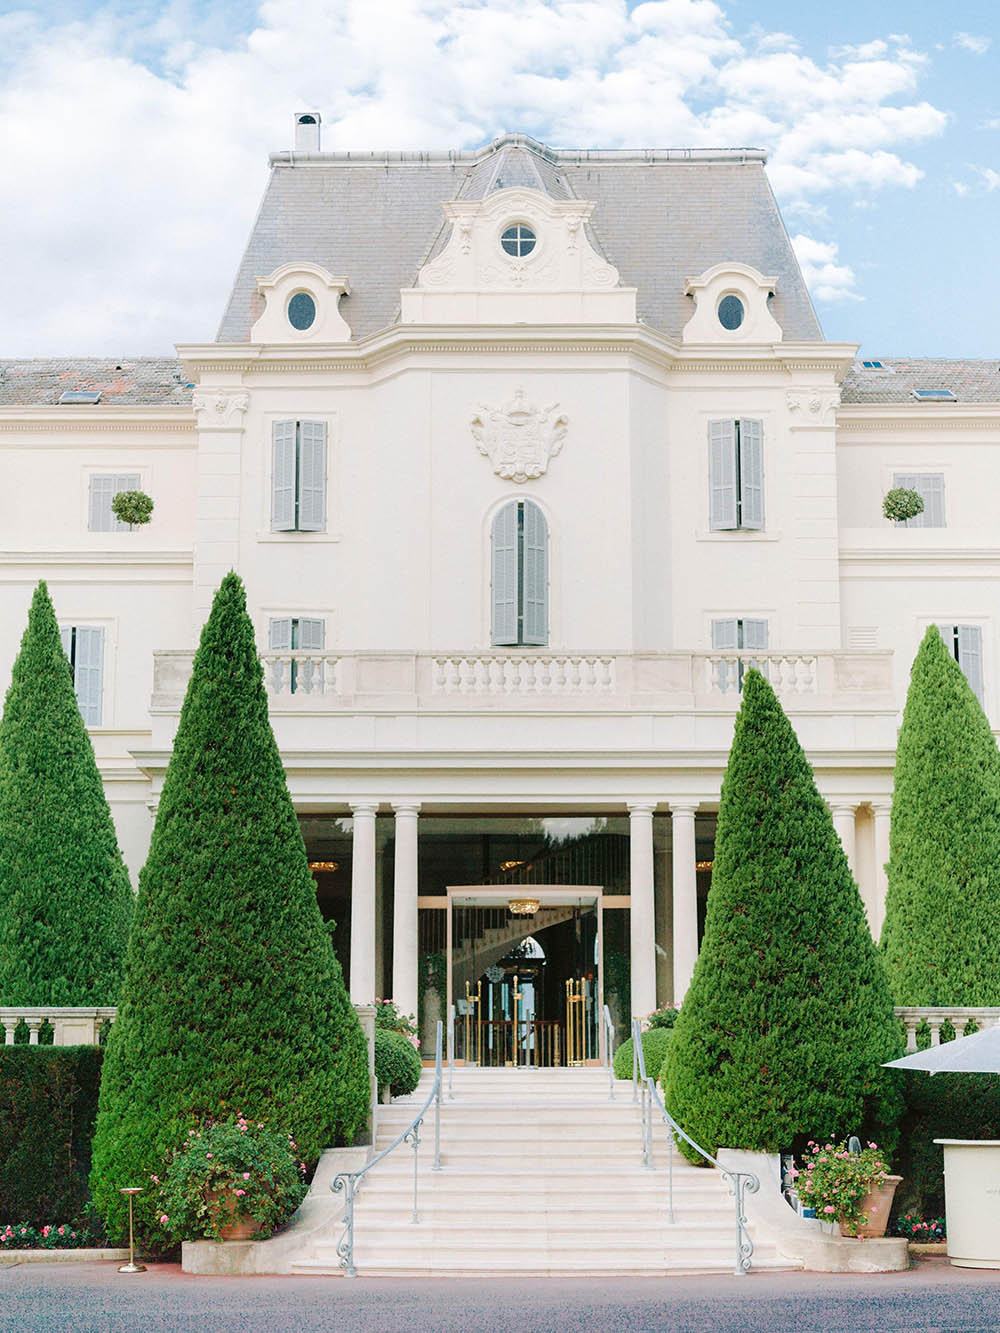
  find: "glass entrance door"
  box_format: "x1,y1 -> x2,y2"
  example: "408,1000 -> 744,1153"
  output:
449,891 -> 600,1066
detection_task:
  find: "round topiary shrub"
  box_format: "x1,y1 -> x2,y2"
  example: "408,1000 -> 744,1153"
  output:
111,490 -> 154,526
374,1029 -> 422,1099
612,1028 -> 673,1082
882,488 -> 924,523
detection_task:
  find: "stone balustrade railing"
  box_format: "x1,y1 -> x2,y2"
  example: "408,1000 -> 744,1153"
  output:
152,648 -> 894,711
1,1007 -> 117,1047
703,653 -> 819,696
431,654 -> 617,695
895,1006 -> 1000,1053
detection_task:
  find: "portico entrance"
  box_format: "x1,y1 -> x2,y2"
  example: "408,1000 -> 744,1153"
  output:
447,887 -> 604,1066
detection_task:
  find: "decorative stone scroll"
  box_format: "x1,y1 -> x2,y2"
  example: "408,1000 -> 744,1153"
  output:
471,388 -> 568,482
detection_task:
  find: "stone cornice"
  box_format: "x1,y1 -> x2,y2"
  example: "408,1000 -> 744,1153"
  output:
837,405 -> 1000,432
0,407 -> 194,435
176,329 -> 857,381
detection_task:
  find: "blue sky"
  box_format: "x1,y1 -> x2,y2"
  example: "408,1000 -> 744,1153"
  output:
0,0 -> 996,357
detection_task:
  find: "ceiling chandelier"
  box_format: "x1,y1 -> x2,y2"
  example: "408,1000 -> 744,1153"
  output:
508,897 -> 540,916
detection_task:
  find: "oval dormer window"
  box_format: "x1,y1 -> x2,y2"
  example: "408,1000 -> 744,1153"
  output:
287,291 -> 316,331
501,224 -> 536,258
717,294 -> 745,331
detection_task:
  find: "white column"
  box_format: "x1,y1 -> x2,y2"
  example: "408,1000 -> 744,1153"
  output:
873,802 -> 892,939
830,803 -> 858,880
391,802 -> 421,1023
349,802 -> 379,1004
628,802 -> 657,1020
670,803 -> 699,1005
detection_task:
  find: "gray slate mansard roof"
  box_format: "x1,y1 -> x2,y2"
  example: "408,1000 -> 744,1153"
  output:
841,358 -> 1000,404
217,132 -> 824,344
0,358 -> 192,407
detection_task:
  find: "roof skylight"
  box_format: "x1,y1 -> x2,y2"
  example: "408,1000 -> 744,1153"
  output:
912,389 -> 956,402
58,391 -> 102,404
860,360 -> 884,369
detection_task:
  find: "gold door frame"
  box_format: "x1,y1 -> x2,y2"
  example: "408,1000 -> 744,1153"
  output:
436,885 -> 620,1065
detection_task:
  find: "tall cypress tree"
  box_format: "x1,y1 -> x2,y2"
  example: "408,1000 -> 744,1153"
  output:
663,670 -> 901,1160
881,625 -> 1000,1003
0,582 -> 132,1004
90,573 -> 369,1242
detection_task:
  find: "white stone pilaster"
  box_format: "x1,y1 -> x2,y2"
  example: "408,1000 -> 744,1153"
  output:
349,802 -> 379,1004
391,802 -> 421,1023
191,390 -> 249,634
628,802 -> 657,1020
830,803 -> 858,881
873,802 -> 892,939
670,803 -> 699,1005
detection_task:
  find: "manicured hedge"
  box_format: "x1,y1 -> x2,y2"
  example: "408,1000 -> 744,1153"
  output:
90,574 -> 370,1246
0,1047 -> 102,1227
881,625 -> 1000,1003
662,670 -> 902,1163
0,582 -> 132,1005
374,1029 -> 422,1099
612,1029 -> 672,1082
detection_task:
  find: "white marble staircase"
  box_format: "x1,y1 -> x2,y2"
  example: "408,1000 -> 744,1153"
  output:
291,1067 -> 789,1277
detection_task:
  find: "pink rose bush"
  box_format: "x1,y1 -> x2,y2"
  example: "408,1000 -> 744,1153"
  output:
157,1116 -> 309,1243
796,1140 -> 890,1235
0,1221 -> 97,1250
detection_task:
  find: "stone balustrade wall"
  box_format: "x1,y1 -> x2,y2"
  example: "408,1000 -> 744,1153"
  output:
894,1006 -> 1000,1053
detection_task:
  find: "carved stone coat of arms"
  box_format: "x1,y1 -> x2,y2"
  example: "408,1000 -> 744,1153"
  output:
470,389 -> 568,483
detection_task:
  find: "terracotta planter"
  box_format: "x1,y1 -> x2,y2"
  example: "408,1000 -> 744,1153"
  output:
205,1190 -> 263,1242
844,1175 -> 902,1239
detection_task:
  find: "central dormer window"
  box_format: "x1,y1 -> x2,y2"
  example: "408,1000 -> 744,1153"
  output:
491,499 -> 548,646
501,224 -> 536,257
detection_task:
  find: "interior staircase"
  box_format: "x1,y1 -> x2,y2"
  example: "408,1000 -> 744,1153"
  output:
291,1067 -> 790,1277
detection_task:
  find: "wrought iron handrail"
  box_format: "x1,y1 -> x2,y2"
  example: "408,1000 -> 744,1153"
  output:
602,1003 -> 615,1101
332,1020 -> 444,1277
631,1017 -> 759,1276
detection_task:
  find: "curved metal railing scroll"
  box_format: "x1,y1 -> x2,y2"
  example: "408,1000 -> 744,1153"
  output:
631,1017 -> 759,1276
332,1019 -> 444,1277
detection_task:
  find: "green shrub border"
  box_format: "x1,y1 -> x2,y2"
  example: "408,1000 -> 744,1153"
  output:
0,1047 -> 102,1228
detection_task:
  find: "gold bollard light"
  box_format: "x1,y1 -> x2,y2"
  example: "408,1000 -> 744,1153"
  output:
118,1187 -> 146,1273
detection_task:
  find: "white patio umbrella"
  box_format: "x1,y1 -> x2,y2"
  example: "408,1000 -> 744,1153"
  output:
883,1023 -> 1000,1075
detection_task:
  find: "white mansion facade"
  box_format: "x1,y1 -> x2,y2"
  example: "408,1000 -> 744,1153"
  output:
2,125 -> 998,1050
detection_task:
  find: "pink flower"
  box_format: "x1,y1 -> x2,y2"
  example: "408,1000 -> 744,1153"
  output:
160,1214 -> 169,1225
189,1130 -> 196,1137
242,1173 -> 250,1181
823,1206 -> 836,1215
206,1153 -> 213,1159
58,1227 -> 65,1236
150,1175 -> 160,1184
234,1189 -> 246,1197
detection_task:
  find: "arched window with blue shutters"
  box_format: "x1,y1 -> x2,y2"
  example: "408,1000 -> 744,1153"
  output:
491,499 -> 548,646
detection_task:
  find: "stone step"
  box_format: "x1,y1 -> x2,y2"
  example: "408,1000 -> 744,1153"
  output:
290,1251 -> 791,1278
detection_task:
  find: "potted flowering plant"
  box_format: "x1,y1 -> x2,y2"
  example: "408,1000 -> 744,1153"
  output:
796,1140 -> 901,1238
157,1115 -> 308,1243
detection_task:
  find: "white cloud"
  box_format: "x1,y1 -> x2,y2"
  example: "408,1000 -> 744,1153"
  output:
791,234 -> 862,303
0,1 -> 947,352
954,32 -> 991,56
973,165 -> 1000,190
953,181 -> 970,197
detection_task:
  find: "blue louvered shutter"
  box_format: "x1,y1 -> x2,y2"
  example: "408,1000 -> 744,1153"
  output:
295,617 -> 325,694
710,618 -> 737,692
297,421 -> 327,531
711,619 -> 738,649
958,625 -> 984,704
521,501 -> 548,646
268,618 -> 292,650
709,421 -> 738,530
271,421 -> 297,531
492,502 -> 519,646
296,617 -> 325,650
73,627 -> 104,726
739,419 -> 763,530
894,472 -> 944,528
59,625 -> 73,659
742,618 -> 768,650
88,476 -> 115,532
